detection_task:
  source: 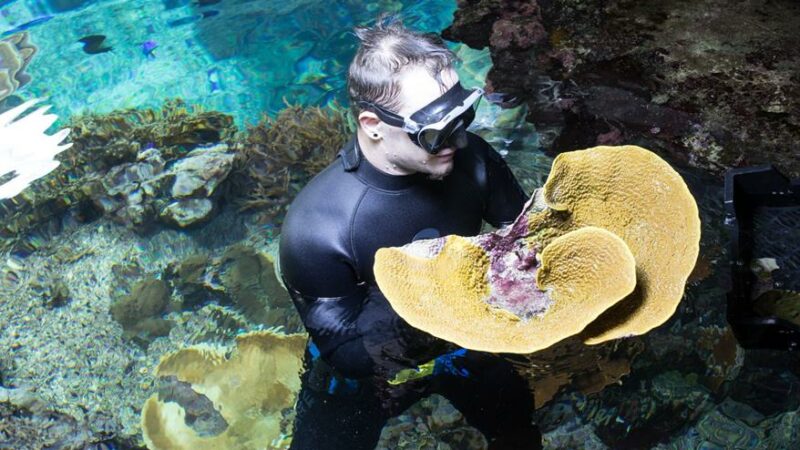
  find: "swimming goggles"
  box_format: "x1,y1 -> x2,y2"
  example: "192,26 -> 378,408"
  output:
358,82 -> 484,155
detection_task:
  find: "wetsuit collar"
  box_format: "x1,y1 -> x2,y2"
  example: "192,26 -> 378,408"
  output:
339,138 -> 428,191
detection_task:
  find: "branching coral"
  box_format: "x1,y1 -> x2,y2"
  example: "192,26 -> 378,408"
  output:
0,99 -> 72,200
141,330 -> 307,450
228,102 -> 353,221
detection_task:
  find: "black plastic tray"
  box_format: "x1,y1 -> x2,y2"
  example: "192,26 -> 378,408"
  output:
725,165 -> 800,351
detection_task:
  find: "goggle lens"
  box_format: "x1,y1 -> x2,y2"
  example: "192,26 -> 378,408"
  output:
418,106 -> 476,154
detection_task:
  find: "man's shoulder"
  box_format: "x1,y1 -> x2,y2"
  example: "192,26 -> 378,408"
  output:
282,157 -> 366,239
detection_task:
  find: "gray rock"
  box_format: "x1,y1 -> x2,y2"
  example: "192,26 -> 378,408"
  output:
160,198 -> 214,228
170,144 -> 235,198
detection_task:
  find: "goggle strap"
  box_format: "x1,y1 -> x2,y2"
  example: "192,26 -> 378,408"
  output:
357,101 -> 415,130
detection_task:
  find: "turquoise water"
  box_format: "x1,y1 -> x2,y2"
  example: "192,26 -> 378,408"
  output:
1,1 -> 798,449
0,0 -> 462,126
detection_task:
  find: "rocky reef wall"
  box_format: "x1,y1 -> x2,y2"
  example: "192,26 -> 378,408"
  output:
443,0 -> 800,178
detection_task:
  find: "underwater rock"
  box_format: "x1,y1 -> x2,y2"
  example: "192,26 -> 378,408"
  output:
160,198 -> 214,228
93,143 -> 235,230
0,99 -> 236,252
443,0 -> 800,178
569,370 -> 714,448
0,387 -> 93,450
164,244 -> 302,332
695,409 -> 763,448
376,394 -> 488,450
110,278 -> 174,341
169,144 -> 235,198
0,32 -> 37,103
141,330 -> 307,450
541,415 -> 607,450
761,408 -> 800,449
93,147 -> 168,230
655,395 -> 800,449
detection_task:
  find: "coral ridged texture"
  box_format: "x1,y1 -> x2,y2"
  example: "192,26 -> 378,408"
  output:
374,226 -> 636,353
0,32 -> 37,102
375,145 -> 699,352
535,145 -> 701,344
141,330 -> 307,450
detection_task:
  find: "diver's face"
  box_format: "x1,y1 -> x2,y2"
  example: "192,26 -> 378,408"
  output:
384,66 -> 460,180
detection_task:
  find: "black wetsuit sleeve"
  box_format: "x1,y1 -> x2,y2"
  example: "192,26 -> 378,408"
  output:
278,219 -> 377,378
279,220 -> 446,379
282,283 -> 376,378
282,278 -> 446,379
474,136 -> 529,227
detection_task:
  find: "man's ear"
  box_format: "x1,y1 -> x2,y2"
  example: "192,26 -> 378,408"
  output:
358,111 -> 381,137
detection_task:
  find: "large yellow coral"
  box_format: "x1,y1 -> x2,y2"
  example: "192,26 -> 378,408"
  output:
531,145 -> 701,344
374,145 -> 700,352
141,330 -> 307,450
374,227 -> 636,353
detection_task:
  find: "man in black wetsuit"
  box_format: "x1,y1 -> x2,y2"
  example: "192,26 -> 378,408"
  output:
279,20 -> 543,450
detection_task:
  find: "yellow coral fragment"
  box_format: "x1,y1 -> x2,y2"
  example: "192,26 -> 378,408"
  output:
374,228 -> 636,353
141,330 -> 307,450
536,145 -> 701,344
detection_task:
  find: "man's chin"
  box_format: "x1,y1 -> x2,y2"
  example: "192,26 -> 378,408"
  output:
426,165 -> 454,181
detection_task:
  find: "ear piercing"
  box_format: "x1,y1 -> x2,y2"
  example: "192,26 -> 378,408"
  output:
372,133 -> 380,138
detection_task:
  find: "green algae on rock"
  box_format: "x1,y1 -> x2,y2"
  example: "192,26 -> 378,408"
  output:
0,100 -> 237,252
110,278 -> 174,342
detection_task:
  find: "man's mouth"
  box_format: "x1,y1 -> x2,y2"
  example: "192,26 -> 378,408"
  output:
434,148 -> 456,158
